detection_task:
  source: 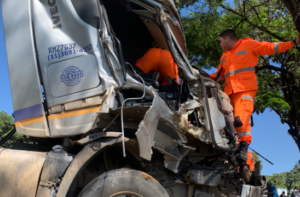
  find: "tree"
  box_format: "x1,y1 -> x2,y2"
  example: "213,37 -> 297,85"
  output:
0,111 -> 24,147
286,163 -> 300,192
180,0 -> 300,154
252,152 -> 263,170
281,0 -> 300,33
269,173 -> 286,188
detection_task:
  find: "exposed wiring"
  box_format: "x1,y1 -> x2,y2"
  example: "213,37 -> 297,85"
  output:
121,73 -> 146,157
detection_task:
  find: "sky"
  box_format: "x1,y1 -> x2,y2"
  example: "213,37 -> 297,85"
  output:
0,1 -> 299,176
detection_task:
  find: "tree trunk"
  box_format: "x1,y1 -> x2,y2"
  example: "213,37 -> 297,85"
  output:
281,0 -> 300,33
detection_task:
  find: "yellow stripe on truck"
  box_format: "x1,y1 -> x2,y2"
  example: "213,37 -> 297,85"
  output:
15,115 -> 46,127
48,105 -> 101,121
15,105 -> 102,127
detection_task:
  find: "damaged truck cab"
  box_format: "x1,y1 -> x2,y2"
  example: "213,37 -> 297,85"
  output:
1,0 -> 265,196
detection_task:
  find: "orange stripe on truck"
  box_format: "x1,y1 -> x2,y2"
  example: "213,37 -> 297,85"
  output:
48,105 -> 101,121
15,105 -> 102,127
15,115 -> 46,127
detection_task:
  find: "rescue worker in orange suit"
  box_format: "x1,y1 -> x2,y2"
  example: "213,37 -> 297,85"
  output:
238,151 -> 254,171
246,151 -> 254,171
211,29 -> 300,162
136,48 -> 179,85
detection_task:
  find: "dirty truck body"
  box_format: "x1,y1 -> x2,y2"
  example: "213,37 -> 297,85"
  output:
1,0 -> 265,196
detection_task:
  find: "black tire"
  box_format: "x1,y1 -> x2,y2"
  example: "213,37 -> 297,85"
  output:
78,169 -> 169,197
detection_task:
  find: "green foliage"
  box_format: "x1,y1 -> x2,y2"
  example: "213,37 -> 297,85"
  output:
0,111 -> 24,147
263,163 -> 300,194
286,163 -> 300,192
269,173 -> 286,188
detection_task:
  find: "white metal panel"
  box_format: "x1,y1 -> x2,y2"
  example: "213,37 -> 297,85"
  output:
1,0 -> 44,111
47,55 -> 100,97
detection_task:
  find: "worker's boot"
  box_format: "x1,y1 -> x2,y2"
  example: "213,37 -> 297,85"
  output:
236,141 -> 249,162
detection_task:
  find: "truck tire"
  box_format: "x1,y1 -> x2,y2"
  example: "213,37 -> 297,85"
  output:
78,169 -> 169,197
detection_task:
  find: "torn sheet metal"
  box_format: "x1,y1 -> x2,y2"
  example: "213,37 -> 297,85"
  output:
163,22 -> 197,81
135,85 -> 187,161
151,4 -> 196,82
87,86 -> 116,130
185,169 -> 221,186
207,98 -> 229,148
72,132 -> 122,145
154,142 -> 191,173
179,101 -> 212,144
196,97 -> 230,149
97,86 -> 116,113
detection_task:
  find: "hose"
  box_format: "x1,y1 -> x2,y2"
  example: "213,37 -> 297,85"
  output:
121,74 -> 146,157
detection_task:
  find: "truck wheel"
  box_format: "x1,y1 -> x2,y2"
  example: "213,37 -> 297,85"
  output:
78,169 -> 169,197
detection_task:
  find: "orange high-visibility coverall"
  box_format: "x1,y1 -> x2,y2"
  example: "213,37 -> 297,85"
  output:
246,151 -> 254,171
136,48 -> 179,85
211,38 -> 294,144
238,151 -> 254,171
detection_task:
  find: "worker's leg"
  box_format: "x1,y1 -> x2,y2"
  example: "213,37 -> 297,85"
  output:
246,151 -> 254,171
230,90 -> 256,145
135,48 -> 160,74
158,49 -> 179,85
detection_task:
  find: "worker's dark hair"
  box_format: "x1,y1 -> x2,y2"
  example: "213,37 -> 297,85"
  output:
219,29 -> 238,41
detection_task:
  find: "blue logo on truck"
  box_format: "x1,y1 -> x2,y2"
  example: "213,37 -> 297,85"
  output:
61,66 -> 83,86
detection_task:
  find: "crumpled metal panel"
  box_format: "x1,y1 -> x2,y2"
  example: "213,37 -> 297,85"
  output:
0,149 -> 46,197
185,169 -> 221,186
153,0 -> 187,52
135,86 -> 187,161
207,98 -> 228,148
163,21 -> 197,81
157,144 -> 192,173
179,100 -> 212,144
123,76 -> 187,162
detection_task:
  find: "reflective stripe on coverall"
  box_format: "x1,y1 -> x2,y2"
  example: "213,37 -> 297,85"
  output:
211,38 -> 294,144
136,48 -> 179,85
230,90 -> 256,144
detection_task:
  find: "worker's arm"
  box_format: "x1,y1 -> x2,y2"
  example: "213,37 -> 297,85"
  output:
210,63 -> 225,81
250,33 -> 300,56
